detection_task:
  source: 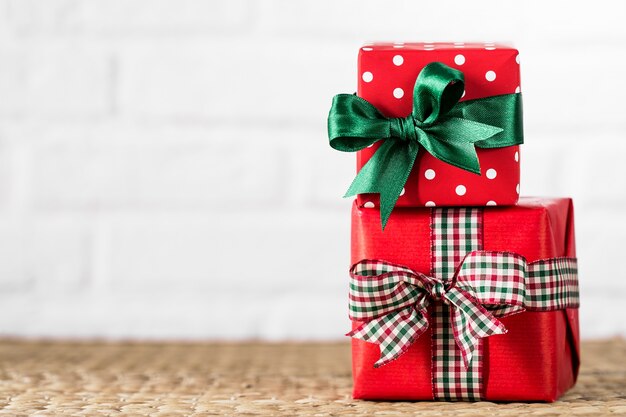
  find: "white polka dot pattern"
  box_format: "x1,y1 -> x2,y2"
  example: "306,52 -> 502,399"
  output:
355,42 -> 522,209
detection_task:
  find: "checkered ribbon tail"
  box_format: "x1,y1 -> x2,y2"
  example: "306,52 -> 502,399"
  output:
347,252 -> 579,368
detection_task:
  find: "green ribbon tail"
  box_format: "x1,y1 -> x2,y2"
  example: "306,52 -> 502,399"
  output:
421,117 -> 504,174
452,93 -> 523,149
345,139 -> 420,229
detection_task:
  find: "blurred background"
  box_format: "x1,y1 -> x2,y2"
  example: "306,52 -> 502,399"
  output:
0,1 -> 624,341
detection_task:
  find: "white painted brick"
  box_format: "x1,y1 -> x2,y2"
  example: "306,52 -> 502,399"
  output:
0,296 -> 40,335
105,211 -> 349,293
256,1 -> 626,44
0,216 -> 89,291
256,0 -> 527,41
0,222 -> 30,290
524,131 -> 626,213
522,45 -> 625,130
30,125 -> 289,209
522,131 -> 626,292
519,140 -> 567,198
0,139 -> 11,209
7,0 -> 252,34
567,134 -> 626,209
520,2 -> 626,43
279,129 -> 355,208
117,38 -> 355,125
0,43 -> 111,118
0,0 -> 624,340
0,1 -> 9,35
520,132 -> 580,198
28,216 -> 91,291
307,145 -> 357,208
579,293 -> 626,339
0,289 -> 348,339
521,131 -> 626,209
576,209 -> 626,292
261,291 -> 348,340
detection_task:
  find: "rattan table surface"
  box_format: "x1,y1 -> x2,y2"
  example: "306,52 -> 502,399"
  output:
0,339 -> 624,416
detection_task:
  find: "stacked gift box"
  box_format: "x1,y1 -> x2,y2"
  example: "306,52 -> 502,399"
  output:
327,42 -> 580,402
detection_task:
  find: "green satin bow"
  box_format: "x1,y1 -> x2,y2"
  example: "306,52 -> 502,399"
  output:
327,62 -> 523,229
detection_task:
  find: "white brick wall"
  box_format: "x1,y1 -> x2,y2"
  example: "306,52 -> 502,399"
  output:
0,0 -> 624,340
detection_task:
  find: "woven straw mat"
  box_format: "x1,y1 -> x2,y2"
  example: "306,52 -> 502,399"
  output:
0,339 -> 624,416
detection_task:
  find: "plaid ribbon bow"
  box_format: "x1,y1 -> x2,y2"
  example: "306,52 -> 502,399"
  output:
348,251 -> 579,368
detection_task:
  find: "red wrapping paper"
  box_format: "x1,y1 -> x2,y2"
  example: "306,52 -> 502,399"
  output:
357,42 -> 521,209
350,197 -> 579,401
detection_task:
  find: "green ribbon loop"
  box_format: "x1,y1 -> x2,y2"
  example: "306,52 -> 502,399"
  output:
328,62 -> 523,229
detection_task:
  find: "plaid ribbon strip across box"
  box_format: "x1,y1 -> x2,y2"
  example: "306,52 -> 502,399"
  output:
348,199 -> 580,401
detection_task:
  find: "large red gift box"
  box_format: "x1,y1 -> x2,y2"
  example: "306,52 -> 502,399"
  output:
350,197 -> 579,401
356,42 -> 521,209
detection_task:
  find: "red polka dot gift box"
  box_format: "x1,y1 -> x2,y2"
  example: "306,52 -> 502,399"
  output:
328,42 -> 522,228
